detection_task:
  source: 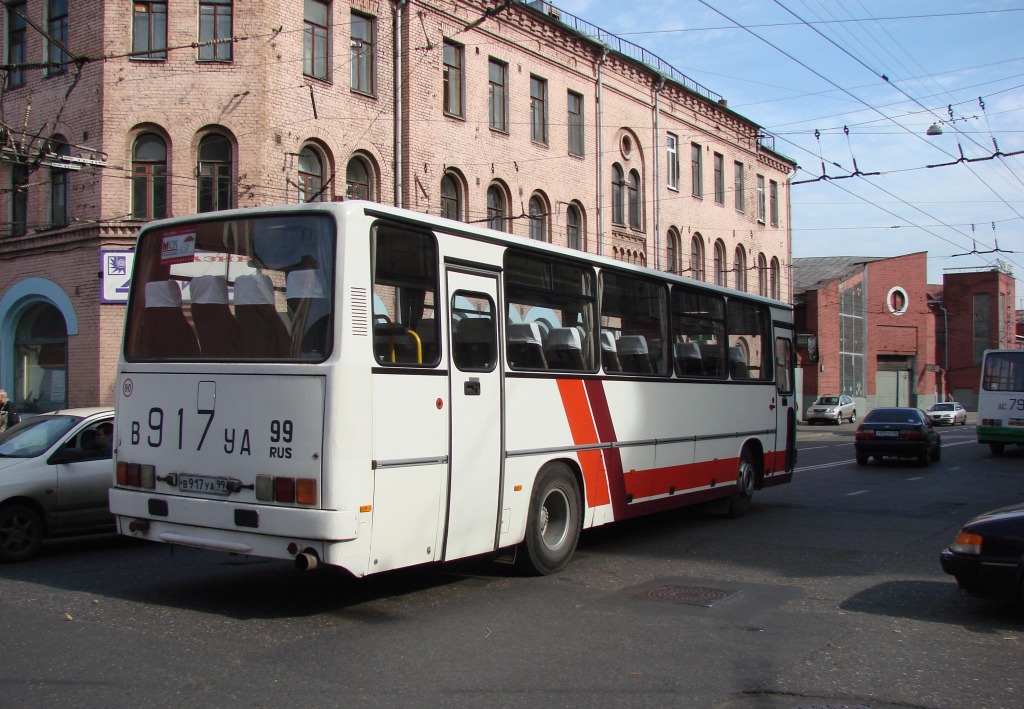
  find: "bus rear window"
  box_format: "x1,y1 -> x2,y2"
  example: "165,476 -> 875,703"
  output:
124,214 -> 335,362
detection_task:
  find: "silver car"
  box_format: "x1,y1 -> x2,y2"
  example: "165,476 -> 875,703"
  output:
806,395 -> 856,425
927,401 -> 967,426
0,408 -> 115,562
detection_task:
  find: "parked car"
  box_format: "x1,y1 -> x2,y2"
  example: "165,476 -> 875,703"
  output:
927,401 -> 967,426
854,407 -> 941,466
940,502 -> 1024,603
0,408 -> 115,562
805,395 -> 856,425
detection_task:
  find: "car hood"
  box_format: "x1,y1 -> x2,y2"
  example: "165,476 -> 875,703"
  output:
0,455 -> 32,473
966,502 -> 1024,527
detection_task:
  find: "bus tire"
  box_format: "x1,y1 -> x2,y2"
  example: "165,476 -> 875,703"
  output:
990,442 -> 1005,456
518,464 -> 581,576
727,448 -> 756,518
0,503 -> 44,563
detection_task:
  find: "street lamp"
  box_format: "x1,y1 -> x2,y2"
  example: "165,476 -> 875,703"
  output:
926,123 -> 943,136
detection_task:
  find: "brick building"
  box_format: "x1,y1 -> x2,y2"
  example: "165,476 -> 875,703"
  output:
0,0 -> 794,412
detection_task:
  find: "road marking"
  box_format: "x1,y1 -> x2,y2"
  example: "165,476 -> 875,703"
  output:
799,446 -> 830,451
906,476 -> 923,481
847,490 -> 868,496
949,466 -> 961,471
793,439 -> 978,473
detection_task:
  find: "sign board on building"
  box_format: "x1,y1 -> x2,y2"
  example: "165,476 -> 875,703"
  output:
101,250 -> 134,303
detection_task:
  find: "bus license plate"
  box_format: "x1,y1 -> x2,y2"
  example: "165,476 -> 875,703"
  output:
178,474 -> 231,495
875,430 -> 899,437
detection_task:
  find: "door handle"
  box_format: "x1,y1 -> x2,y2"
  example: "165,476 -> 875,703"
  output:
464,380 -> 481,396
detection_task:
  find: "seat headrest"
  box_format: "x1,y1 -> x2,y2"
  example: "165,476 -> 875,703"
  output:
145,280 -> 183,308
728,347 -> 746,362
545,327 -> 582,350
600,331 -> 617,352
234,274 -> 276,306
286,270 -> 327,299
617,335 -> 648,356
675,342 -> 701,358
507,322 -> 542,345
190,275 -> 229,305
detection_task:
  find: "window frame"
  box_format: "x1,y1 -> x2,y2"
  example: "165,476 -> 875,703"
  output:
666,133 -> 679,190
440,172 -> 461,221
442,40 -> 464,118
486,184 -> 507,232
297,145 -> 326,203
132,133 -> 168,221
627,169 -> 641,230
566,203 -> 583,250
46,0 -> 69,75
713,152 -> 724,205
756,174 -> 766,223
734,160 -> 745,212
690,234 -> 705,282
198,0 -> 233,62
713,240 -> 726,286
769,179 -> 779,226
733,246 -> 747,292
691,142 -> 703,198
528,194 -> 548,242
530,75 -> 548,146
611,163 -> 625,226
567,90 -> 584,157
196,134 -> 233,213
6,1 -> 27,87
132,1 -> 168,61
350,10 -> 376,96
303,0 -> 330,81
346,155 -> 373,201
488,58 -> 509,134
10,162 -> 28,236
49,138 -> 71,228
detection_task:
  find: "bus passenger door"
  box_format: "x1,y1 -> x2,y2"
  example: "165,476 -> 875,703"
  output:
444,270 -> 503,560
774,330 -> 797,473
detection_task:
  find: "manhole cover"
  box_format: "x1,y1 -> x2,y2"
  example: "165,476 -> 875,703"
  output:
632,584 -> 742,607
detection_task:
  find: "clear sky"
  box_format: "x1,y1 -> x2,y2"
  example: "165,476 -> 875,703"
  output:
551,0 -> 1024,305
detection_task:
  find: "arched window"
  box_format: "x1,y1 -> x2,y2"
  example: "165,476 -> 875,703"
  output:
627,169 -> 641,229
566,203 -> 583,250
757,253 -> 768,296
197,134 -> 232,212
770,257 -> 781,299
13,301 -> 68,413
528,194 -> 547,241
49,136 -> 70,227
734,245 -> 747,292
666,229 -> 680,273
487,184 -> 506,232
690,234 -> 705,281
346,156 -> 373,200
713,240 -> 726,286
611,163 -> 625,225
440,173 -> 461,221
297,146 -> 325,202
132,132 -> 167,220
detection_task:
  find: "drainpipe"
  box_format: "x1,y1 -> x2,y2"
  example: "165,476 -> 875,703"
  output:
392,1 -> 406,208
595,48 -> 609,256
785,172 -> 794,303
652,77 -> 665,271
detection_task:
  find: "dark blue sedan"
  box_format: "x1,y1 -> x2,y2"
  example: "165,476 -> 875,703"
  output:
940,503 -> 1024,603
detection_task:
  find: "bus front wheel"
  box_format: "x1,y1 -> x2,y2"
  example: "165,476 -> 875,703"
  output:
518,464 -> 581,576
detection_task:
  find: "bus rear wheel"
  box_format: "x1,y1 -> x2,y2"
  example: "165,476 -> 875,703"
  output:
517,464 -> 581,576
727,448 -> 756,518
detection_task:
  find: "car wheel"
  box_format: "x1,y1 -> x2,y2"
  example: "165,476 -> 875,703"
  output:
517,464 -> 581,576
0,504 -> 45,563
850,411 -> 856,424
918,449 -> 930,467
930,442 -> 941,462
727,447 -> 757,518
990,442 -> 1005,456
856,453 -> 868,466
835,413 -> 843,425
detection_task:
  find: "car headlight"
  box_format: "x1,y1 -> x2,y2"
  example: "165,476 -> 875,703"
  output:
950,530 -> 982,555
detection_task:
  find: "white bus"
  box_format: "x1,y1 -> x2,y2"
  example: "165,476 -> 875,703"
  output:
977,349 -> 1024,455
110,201 -> 797,575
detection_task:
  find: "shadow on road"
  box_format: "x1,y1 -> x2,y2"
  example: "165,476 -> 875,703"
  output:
840,579 -> 1024,631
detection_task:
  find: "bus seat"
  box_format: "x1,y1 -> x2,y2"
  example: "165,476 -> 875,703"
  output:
544,327 -> 585,370
728,347 -> 750,379
649,338 -> 664,374
453,317 -> 495,370
618,335 -> 652,373
191,275 -> 241,358
234,274 -> 290,358
701,344 -> 725,378
286,270 -> 330,358
674,342 -> 704,376
507,322 -> 547,369
600,331 -> 621,372
142,280 -> 200,358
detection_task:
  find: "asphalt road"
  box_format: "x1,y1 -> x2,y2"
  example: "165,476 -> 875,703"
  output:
1,419 -> 1022,708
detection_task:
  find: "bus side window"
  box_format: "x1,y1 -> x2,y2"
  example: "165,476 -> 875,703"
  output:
670,287 -> 726,379
507,323 -> 547,369
600,270 -> 668,376
727,300 -> 771,381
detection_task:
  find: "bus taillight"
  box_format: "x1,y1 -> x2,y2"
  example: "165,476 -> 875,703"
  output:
256,475 -> 317,505
116,462 -> 156,489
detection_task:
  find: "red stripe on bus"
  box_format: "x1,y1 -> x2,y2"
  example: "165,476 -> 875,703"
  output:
555,379 -> 611,508
623,457 -> 738,500
582,380 -> 629,518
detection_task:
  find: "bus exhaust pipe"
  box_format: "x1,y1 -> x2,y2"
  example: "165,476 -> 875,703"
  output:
295,551 -> 319,571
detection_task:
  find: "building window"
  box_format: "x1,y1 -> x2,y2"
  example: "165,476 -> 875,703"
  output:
627,169 -> 641,230
611,163 -> 625,226
197,134 -> 232,213
304,0 -> 330,80
530,76 -> 548,145
734,161 -> 744,211
713,240 -> 726,286
346,156 -> 373,200
691,143 -> 703,198
666,134 -> 678,190
10,163 -> 28,236
487,184 -> 507,232
14,302 -> 68,414
528,194 -> 547,241
297,146 -> 325,202
47,0 -> 69,74
769,179 -> 779,226
756,174 -> 766,223
566,203 -> 583,250
488,59 -> 509,133
734,246 -> 747,292
666,229 -> 679,273
199,0 -> 233,62
770,257 -> 780,299
714,153 -> 724,205
757,253 -> 768,296
440,173 -> 461,220
6,1 -> 26,87
132,133 -> 167,220
132,1 -> 168,60
49,138 -> 70,227
568,91 -> 584,156
350,11 -> 375,95
442,41 -> 464,118
690,234 -> 705,281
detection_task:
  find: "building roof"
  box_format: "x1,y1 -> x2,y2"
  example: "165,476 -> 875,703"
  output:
792,256 -> 885,295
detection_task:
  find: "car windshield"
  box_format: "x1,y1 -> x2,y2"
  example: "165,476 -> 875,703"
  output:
816,397 -> 839,405
0,415 -> 80,458
864,409 -> 921,424
930,404 -> 954,411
